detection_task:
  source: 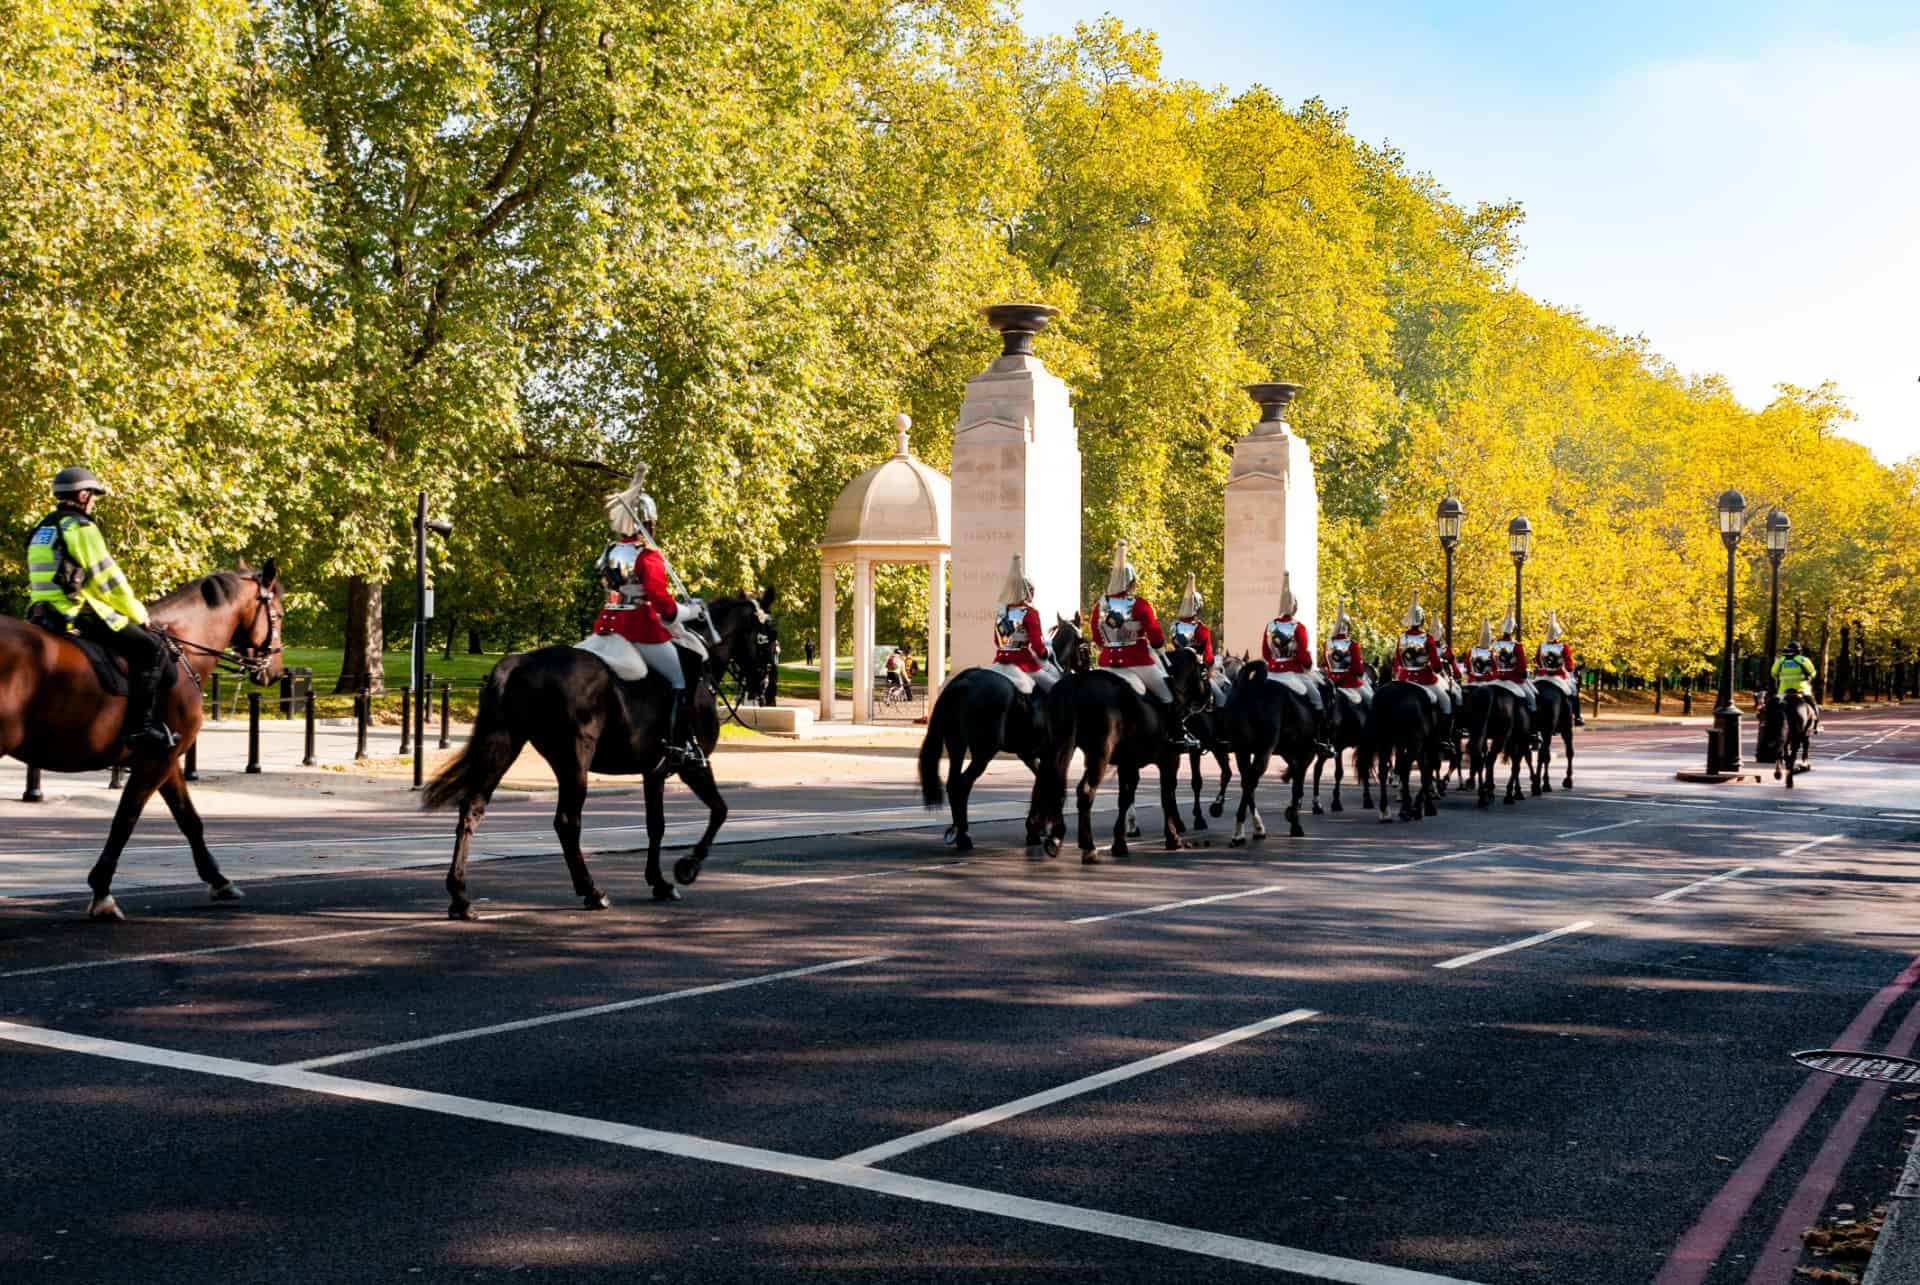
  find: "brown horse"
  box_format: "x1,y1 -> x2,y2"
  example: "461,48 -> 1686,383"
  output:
0,562 -> 285,919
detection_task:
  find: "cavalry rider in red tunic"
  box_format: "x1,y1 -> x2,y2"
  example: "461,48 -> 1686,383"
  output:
990,554 -> 1058,695
1096,542 -> 1200,751
1391,595 -> 1455,716
1491,603 -> 1536,714
1171,573 -> 1216,668
1464,618 -> 1496,683
1261,571 -> 1332,749
1534,609 -> 1584,725
1322,597 -> 1370,694
593,463 -> 704,768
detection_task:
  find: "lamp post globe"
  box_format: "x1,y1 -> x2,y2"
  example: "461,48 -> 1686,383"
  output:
1438,497 -> 1464,665
1507,515 -> 1531,646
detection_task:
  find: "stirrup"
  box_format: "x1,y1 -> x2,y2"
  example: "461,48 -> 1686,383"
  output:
667,741 -> 706,771
128,723 -> 179,754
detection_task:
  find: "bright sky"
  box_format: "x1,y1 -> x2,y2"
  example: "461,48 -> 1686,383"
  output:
1022,1 -> 1920,463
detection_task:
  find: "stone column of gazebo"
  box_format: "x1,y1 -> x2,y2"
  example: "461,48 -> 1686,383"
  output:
817,415 -> 952,724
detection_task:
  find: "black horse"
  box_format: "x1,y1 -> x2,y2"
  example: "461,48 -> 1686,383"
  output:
422,591 -> 777,919
1223,664 -> 1321,843
1309,672 -> 1374,815
1767,691 -> 1815,787
1043,646 -> 1209,861
1461,682 -> 1535,806
917,615 -> 1091,851
1360,680 -> 1443,822
1178,652 -> 1242,832
1530,677 -> 1577,791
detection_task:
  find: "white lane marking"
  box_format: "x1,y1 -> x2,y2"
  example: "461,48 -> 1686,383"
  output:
0,1021 -> 1482,1285
1067,884 -> 1285,926
839,1009 -> 1321,1167
1434,921 -> 1596,971
0,913 -> 524,980
1650,866 -> 1755,903
1832,723 -> 1911,761
1554,819 -> 1645,840
1878,812 -> 1920,820
739,860 -> 972,890
286,955 -> 888,1069
1370,845 -> 1508,874
1582,795 -> 1912,825
1780,835 -> 1844,858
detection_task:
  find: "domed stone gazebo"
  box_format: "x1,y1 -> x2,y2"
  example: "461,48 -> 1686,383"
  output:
818,414 -> 952,722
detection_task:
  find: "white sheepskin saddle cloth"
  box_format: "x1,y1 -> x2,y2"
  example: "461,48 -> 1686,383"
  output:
1492,679 -> 1533,700
988,662 -> 1036,695
1336,680 -> 1372,705
575,632 -> 648,682
1536,673 -> 1577,698
1272,670 -> 1314,699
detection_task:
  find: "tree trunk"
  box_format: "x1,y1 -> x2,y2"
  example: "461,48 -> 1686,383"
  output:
336,576 -> 384,694
468,627 -> 484,655
1653,677 -> 1663,713
442,615 -> 456,660
1815,609 -> 1831,704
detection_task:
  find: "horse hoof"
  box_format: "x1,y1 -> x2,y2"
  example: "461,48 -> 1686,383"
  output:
648,884 -> 677,904
673,857 -> 701,885
1331,800 -> 1343,813
1111,843 -> 1130,860
87,895 -> 125,922
943,825 -> 958,844
1126,821 -> 1141,839
1230,836 -> 1246,848
1312,804 -> 1324,815
448,902 -> 479,921
1424,803 -> 1437,818
1191,815 -> 1208,831
1208,802 -> 1224,818
954,833 -> 975,852
209,881 -> 243,902
1563,778 -> 1572,790
1290,824 -> 1306,838
1082,850 -> 1102,865
1044,838 -> 1062,858
1165,839 -> 1187,852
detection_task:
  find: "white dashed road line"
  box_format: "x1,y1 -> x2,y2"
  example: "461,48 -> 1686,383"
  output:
1555,819 -> 1645,840
1650,867 -> 1754,903
0,1019 -> 1483,1285
285,955 -> 889,1069
1779,835 -> 1844,858
839,1008 -> 1321,1167
1370,845 -> 1509,874
1067,884 -> 1285,925
1434,921 -> 1596,971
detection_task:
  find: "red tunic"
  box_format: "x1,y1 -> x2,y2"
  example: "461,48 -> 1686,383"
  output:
1492,638 -> 1528,683
1097,596 -> 1164,669
592,544 -> 677,644
1323,635 -> 1367,689
1392,629 -> 1444,686
1173,619 -> 1215,666
1535,640 -> 1576,675
1262,618 -> 1311,674
994,605 -> 1047,673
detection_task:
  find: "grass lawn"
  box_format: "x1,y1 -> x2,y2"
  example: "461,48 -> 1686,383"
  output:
281,646 -> 508,693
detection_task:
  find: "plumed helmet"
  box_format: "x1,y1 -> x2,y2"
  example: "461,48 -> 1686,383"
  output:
52,466 -> 108,498
1477,618 -> 1494,647
1277,571 -> 1298,619
1402,593 -> 1425,630
1178,573 -> 1203,619
1105,542 -> 1136,596
998,554 -> 1035,606
1501,602 -> 1518,636
1545,609 -> 1564,643
1332,596 -> 1352,637
605,461 -> 657,537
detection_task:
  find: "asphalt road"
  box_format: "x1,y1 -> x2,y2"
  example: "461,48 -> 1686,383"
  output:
4,708 -> 1919,1284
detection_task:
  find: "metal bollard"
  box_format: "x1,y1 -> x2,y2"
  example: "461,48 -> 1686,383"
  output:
354,690 -> 370,761
185,739 -> 198,782
303,691 -> 317,767
22,763 -> 43,803
399,684 -> 412,755
210,671 -> 223,721
246,692 -> 262,773
109,764 -> 124,789
439,680 -> 451,749
280,671 -> 295,718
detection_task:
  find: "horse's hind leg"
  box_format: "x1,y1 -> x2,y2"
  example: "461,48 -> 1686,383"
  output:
950,749 -> 993,852
84,760 -> 168,920
643,770 -> 676,900
1112,763 -> 1141,858
1311,752 -> 1326,814
551,769 -> 608,911
446,796 -> 489,920
156,761 -> 239,902
1189,749 -> 1207,831
1076,751 -> 1109,861
1210,749 -> 1231,818
1561,723 -> 1574,789
672,761 -> 729,884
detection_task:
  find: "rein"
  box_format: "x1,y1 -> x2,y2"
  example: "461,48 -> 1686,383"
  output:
153,576 -> 282,685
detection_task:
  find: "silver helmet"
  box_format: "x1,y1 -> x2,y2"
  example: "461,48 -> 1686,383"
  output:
1105,542 -> 1136,597
604,461 -> 657,537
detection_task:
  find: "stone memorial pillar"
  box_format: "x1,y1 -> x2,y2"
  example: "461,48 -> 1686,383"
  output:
1225,382 -> 1317,656
949,304 -> 1081,673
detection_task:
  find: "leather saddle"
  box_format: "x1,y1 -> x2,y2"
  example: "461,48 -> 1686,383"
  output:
30,614 -> 178,700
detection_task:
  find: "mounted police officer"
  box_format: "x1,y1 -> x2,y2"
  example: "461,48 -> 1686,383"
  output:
1096,542 -> 1199,751
1773,640 -> 1820,734
595,462 -> 703,769
25,467 -> 177,754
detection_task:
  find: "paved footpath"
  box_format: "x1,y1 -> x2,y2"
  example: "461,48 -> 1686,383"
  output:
2,707 -> 1919,1283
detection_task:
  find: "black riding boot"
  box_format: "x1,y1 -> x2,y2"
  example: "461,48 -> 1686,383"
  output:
127,658 -> 178,755
1164,703 -> 1200,753
666,688 -> 705,771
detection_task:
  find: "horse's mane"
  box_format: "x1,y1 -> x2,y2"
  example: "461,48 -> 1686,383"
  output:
151,570 -> 254,616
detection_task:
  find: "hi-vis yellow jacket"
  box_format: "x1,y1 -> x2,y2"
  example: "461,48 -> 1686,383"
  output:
26,508 -> 149,631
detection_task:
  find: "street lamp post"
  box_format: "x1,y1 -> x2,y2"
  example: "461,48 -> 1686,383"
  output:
1755,507 -> 1790,763
1437,496 -> 1464,664
1507,515 -> 1532,648
1706,489 -> 1748,776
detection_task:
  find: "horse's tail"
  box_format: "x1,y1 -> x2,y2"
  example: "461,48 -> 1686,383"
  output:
421,655 -> 524,811
918,685 -> 957,808
1473,690 -> 1494,767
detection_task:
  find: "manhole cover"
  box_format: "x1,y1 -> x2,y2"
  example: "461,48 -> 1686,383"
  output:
1792,1049 -> 1920,1084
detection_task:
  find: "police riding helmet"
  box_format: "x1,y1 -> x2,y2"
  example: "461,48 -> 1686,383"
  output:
53,466 -> 109,498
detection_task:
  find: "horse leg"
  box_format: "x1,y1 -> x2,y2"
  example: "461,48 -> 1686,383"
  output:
1561,720 -> 1574,789
643,770 -> 677,901
1331,748 -> 1345,812
1189,748 -> 1207,831
1398,748 -> 1418,822
949,749 -> 988,852
1311,751 -> 1326,815
155,761 -> 239,901
1422,743 -> 1439,817
1076,752 -> 1108,862
1160,755 -> 1185,850
445,796 -> 489,920
1287,753 -> 1308,837
84,759 -> 169,920
1210,749 -> 1231,817
672,761 -> 729,884
551,771 -> 608,911
1538,727 -> 1554,794
1113,763 -> 1141,858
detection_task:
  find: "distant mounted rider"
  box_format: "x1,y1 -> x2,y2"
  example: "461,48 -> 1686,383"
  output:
991,554 -> 1060,695
594,462 -> 703,769
1322,597 -> 1370,694
1772,639 -> 1820,734
1390,595 -> 1454,716
1096,542 -> 1199,751
1492,604 -> 1536,713
1170,574 -> 1215,669
25,467 -> 177,754
1261,571 -> 1332,751
1535,608 -> 1584,725
1465,618 -> 1497,683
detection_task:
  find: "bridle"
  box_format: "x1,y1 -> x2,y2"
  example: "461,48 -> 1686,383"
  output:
158,574 -> 282,685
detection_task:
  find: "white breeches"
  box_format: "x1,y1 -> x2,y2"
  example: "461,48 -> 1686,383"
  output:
1111,664 -> 1172,703
634,640 -> 686,690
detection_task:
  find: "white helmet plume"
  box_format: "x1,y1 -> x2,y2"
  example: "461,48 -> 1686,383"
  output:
1477,618 -> 1494,647
1178,573 -> 1202,618
1502,601 -> 1519,635
998,554 -> 1034,606
1332,596 -> 1352,636
1402,592 -> 1425,630
605,461 -> 656,538
1545,609 -> 1564,642
1105,541 -> 1135,596
1278,571 -> 1298,618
